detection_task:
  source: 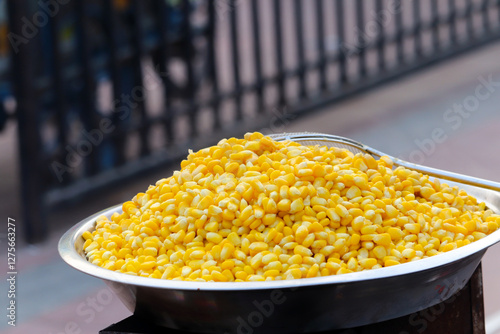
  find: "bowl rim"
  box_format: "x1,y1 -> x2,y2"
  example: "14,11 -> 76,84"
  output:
58,203 -> 500,291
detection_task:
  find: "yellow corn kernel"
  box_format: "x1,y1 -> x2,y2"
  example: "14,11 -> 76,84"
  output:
264,269 -> 280,278
294,245 -> 313,257
401,248 -> 416,259
464,220 -> 476,232
234,270 -> 248,280
487,221 -> 499,231
385,205 -> 398,218
290,198 -> 304,213
346,186 -> 361,199
249,242 -> 268,253
472,232 -> 487,240
277,199 -> 291,212
287,268 -> 303,279
208,205 -> 223,216
350,233 -> 361,246
361,225 -> 378,235
404,223 -> 421,234
143,247 -> 158,257
337,267 -> 353,275
373,233 -> 392,247
295,225 -> 309,244
306,264 -> 320,278
359,258 -> 377,269
373,246 -> 387,259
206,232 -> 223,244
82,231 -> 93,241
387,227 -> 404,240
384,259 -> 400,267
247,274 -> 266,282
210,270 -> 227,282
85,241 -> 99,252
335,205 -> 349,218
262,253 -> 278,265
227,232 -> 241,246
288,254 -> 303,265
220,243 -> 235,260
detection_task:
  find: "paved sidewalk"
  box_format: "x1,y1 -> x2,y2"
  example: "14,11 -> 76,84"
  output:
1,41 -> 500,333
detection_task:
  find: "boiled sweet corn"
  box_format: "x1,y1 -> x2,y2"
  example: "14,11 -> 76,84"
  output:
83,132 -> 500,282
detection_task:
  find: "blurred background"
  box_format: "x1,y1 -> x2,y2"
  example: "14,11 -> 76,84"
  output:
0,0 -> 500,332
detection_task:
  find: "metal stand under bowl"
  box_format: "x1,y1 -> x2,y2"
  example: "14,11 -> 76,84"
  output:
100,265 -> 485,334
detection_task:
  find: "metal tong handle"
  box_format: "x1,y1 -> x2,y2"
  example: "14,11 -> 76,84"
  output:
271,132 -> 500,192
365,145 -> 500,192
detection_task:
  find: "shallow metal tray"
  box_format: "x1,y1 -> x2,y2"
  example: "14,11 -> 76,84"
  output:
59,136 -> 500,333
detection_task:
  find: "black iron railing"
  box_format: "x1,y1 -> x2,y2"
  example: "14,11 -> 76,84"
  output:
6,0 -> 500,242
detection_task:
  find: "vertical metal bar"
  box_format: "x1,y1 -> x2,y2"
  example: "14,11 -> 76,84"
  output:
335,0 -> 347,84
131,0 -> 149,157
448,0 -> 457,47
395,0 -> 404,64
498,0 -> 500,26
430,0 -> 440,52
375,0 -> 385,71
0,103 -> 6,131
413,0 -> 422,58
294,0 -> 306,99
465,0 -> 474,40
481,0 -> 490,33
103,0 -> 125,166
48,2 -> 69,179
75,0 -> 98,175
355,0 -> 366,78
273,0 -> 286,106
250,0 -> 264,113
181,0 -> 198,137
315,0 -> 327,91
8,0 -> 47,242
229,0 -> 242,121
154,0 -> 174,141
206,0 -> 221,127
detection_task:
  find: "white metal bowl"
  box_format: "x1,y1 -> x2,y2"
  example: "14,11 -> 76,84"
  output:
58,134 -> 500,333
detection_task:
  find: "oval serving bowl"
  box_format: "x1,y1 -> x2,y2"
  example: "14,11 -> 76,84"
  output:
59,135 -> 500,333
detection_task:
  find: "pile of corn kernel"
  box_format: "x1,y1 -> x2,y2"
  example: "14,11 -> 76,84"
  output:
83,132 -> 500,282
